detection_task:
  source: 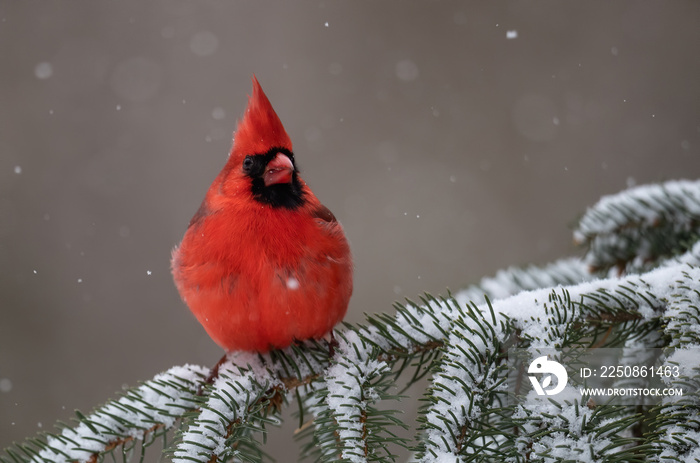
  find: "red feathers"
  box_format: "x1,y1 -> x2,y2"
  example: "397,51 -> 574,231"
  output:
229,77 -> 293,165
171,78 -> 353,352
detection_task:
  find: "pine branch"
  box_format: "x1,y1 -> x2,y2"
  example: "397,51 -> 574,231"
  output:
172,356 -> 280,463
171,344 -> 336,463
0,270 -> 689,462
5,179 -> 700,463
320,331 -> 410,462
412,259 -> 697,461
175,260 -> 699,462
3,365 -> 207,463
646,266 -> 700,462
574,179 -> 700,274
456,257 -> 592,303
417,300 -> 513,461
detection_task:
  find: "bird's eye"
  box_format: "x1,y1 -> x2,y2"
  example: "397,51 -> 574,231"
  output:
242,156 -> 254,171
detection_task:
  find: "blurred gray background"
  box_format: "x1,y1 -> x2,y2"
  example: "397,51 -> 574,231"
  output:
1,0 -> 699,459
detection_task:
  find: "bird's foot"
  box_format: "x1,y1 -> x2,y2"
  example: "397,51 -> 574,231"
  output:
327,331 -> 339,359
197,352 -> 228,396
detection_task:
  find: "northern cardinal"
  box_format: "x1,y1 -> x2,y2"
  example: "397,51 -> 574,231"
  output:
171,77 -> 353,352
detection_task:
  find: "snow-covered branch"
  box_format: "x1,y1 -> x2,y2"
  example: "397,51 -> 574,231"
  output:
4,179 -> 700,463
26,365 -> 206,463
575,179 -> 700,274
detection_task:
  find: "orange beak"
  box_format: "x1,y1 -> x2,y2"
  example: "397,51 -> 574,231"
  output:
263,152 -> 294,186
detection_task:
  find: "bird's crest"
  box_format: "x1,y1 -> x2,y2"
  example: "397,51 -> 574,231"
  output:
230,77 -> 293,164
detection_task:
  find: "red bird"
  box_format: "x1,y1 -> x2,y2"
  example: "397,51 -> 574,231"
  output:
172,78 -> 353,352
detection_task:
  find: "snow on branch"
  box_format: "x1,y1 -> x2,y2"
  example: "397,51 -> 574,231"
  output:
419,301 -> 512,461
310,331 -> 409,462
574,179 -> 700,273
5,262 -> 699,463
670,239 -> 700,268
456,257 -> 591,304
172,345 -> 333,463
4,179 -> 700,462
650,266 -> 700,462
412,262 -> 682,461
512,388 -> 641,461
346,254 -> 696,460
173,354 -> 282,463
23,365 -> 207,463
